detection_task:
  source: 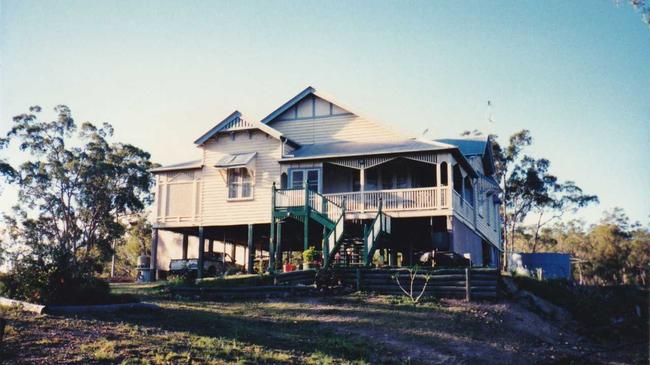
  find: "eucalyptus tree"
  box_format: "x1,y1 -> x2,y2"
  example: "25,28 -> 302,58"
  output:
2,105 -> 155,272
491,130 -> 598,257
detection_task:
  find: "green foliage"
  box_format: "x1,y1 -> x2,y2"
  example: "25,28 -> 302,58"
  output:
167,271 -> 197,286
491,130 -> 598,255
0,105 -> 154,304
302,246 -> 321,263
109,214 -> 152,279
515,208 -> 649,286
0,249 -> 137,305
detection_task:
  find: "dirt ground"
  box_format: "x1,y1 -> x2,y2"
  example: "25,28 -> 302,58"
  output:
0,289 -> 646,364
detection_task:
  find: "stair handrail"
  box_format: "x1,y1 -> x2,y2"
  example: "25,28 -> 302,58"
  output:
307,189 -> 343,222
323,197 -> 346,267
363,198 -> 391,266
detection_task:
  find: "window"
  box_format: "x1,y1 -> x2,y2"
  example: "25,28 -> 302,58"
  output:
289,168 -> 321,192
228,168 -> 253,199
440,162 -> 448,186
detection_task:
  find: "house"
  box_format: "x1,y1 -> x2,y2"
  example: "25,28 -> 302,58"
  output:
149,86 -> 502,279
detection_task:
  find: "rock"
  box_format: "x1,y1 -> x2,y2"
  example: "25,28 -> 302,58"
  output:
501,276 -> 571,322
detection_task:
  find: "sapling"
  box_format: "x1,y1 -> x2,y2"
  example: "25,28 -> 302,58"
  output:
392,265 -> 431,306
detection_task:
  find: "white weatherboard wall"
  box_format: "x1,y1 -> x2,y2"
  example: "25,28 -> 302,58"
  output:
200,130 -> 282,226
271,114 -> 402,145
268,95 -> 404,145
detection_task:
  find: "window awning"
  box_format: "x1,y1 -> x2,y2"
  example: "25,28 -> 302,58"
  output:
215,152 -> 257,185
215,152 -> 257,168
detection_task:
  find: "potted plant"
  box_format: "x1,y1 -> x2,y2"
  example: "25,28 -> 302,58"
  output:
302,246 -> 321,270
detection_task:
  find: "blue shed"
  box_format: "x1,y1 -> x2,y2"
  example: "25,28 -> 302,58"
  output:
508,252 -> 572,280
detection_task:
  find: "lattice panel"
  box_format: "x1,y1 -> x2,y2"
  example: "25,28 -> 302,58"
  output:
328,152 -> 438,170
167,171 -> 196,182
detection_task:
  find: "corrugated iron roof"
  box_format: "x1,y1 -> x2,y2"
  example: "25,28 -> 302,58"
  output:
435,138 -> 488,156
285,139 -> 451,160
215,152 -> 257,168
150,159 -> 203,173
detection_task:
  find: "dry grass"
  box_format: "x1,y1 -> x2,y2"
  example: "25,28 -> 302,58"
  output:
0,283 -> 645,364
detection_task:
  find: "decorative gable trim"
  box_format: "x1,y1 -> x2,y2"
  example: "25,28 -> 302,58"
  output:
194,110 -> 298,147
222,115 -> 255,131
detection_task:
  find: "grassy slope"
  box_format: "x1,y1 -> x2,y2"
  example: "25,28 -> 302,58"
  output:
0,282 -> 646,364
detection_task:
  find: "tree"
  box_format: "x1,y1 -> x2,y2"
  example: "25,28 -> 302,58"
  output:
529,181 -> 599,252
109,214 -> 152,278
491,130 -> 597,259
524,211 -> 649,286
0,137 -> 16,194
0,105 -> 155,303
625,0 -> 650,26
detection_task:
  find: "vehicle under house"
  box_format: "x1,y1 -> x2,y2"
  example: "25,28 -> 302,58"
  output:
150,86 -> 502,279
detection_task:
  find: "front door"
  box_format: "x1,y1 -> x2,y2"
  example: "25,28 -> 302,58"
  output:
290,168 -> 321,192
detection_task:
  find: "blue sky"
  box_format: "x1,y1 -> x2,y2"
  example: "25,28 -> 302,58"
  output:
1,0 -> 648,224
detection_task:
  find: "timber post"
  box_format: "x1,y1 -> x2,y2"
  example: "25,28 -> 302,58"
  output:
182,233 -> 188,260
276,221 -> 283,269
247,224 -> 254,274
150,228 -> 158,281
322,227 -> 330,267
197,227 -> 205,279
303,183 -> 309,251
269,218 -> 275,273
465,267 -> 471,302
269,182 -> 277,273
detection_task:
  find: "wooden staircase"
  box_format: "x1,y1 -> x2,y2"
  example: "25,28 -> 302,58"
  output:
272,184 -> 392,270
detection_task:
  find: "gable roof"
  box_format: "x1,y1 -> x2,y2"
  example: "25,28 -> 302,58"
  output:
194,110 -> 298,146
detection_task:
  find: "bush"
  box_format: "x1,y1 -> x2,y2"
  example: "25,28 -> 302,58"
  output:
167,270 -> 196,286
0,250 -> 136,305
303,246 -> 321,263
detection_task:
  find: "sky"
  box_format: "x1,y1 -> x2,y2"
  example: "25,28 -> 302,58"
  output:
0,0 -> 649,225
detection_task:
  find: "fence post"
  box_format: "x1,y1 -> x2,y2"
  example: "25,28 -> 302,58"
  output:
465,268 -> 471,302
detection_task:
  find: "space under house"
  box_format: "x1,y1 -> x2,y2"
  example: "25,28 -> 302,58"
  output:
149,86 -> 502,279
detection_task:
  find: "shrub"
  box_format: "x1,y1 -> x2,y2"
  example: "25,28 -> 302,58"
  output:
303,246 -> 321,263
167,270 -> 196,286
0,250 -> 136,305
